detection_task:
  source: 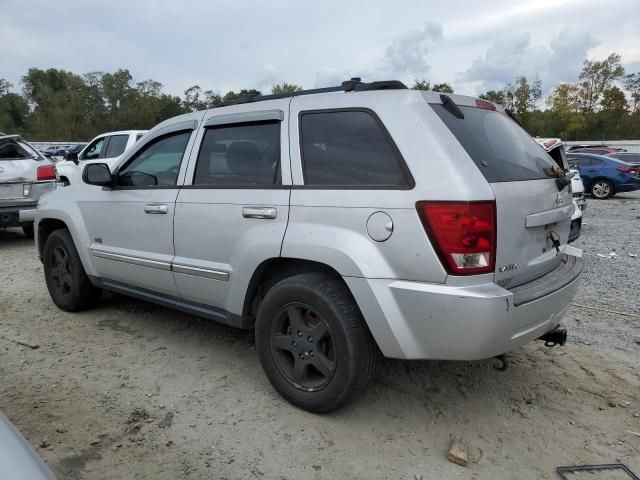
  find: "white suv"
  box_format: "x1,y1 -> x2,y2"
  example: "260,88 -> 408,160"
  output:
35,79 -> 583,412
56,130 -> 147,185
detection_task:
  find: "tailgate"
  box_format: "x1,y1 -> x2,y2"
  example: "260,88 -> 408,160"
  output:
429,97 -> 573,287
491,179 -> 573,288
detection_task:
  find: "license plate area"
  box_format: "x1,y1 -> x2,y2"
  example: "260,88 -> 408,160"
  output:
0,184 -> 23,200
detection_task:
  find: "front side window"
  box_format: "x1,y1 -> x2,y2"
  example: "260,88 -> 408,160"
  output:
300,110 -> 411,187
193,121 -> 280,187
104,135 -> 129,158
82,137 -> 105,160
116,130 -> 191,187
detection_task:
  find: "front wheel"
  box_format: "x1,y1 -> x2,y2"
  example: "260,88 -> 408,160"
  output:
43,229 -> 101,311
255,272 -> 378,413
590,179 -> 614,199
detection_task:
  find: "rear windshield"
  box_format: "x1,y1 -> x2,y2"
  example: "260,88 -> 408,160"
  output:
0,138 -> 42,160
431,104 -> 556,182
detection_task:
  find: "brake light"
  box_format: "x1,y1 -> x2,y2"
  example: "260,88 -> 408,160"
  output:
475,99 -> 497,111
617,165 -> 637,175
416,201 -> 496,275
37,164 -> 56,181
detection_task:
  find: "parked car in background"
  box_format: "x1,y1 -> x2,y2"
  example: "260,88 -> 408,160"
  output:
0,134 -> 56,237
535,138 -> 584,243
36,81 -> 582,412
567,146 -> 626,155
0,411 -> 57,480
60,143 -> 87,161
567,152 -> 640,199
55,130 -> 147,185
42,145 -> 70,157
607,152 -> 640,164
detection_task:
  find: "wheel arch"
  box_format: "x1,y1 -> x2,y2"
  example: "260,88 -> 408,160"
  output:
241,258 -> 348,324
37,218 -> 70,259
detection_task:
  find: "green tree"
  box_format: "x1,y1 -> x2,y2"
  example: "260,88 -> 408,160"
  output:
432,83 -> 454,93
546,83 -> 586,140
411,79 -> 431,90
222,89 -> 261,103
478,90 -> 507,105
577,53 -> 625,112
0,78 -> 13,96
623,72 -> 640,113
271,83 -> 302,94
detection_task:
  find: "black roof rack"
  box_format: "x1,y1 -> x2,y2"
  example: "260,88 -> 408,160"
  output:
217,78 -> 407,107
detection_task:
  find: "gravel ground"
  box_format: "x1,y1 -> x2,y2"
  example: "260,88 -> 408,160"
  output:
1,192 -> 639,480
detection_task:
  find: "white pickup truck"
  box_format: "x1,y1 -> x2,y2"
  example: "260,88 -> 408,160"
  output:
56,130 -> 147,186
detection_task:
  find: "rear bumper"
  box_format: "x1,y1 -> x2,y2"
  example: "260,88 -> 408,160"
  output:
348,253 -> 583,360
0,205 -> 37,226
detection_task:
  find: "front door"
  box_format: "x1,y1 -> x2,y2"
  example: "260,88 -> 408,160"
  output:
173,105 -> 291,323
79,128 -> 197,296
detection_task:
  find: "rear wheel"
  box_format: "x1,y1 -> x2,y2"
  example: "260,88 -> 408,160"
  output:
43,229 -> 101,311
255,272 -> 378,413
590,179 -> 614,199
22,225 -> 34,238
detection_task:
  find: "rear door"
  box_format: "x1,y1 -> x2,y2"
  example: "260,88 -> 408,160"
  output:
173,104 -> 291,321
432,100 -> 573,288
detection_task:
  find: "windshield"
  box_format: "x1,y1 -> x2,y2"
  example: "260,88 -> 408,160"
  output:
431,104 -> 557,182
0,138 -> 42,160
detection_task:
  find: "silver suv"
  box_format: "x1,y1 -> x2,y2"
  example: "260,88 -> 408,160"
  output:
35,79 -> 583,412
1,134 -> 56,237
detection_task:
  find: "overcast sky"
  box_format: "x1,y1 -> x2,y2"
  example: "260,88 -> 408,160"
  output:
2,0 -> 639,98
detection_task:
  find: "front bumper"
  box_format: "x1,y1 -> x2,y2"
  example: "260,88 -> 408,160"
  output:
348,253 -> 583,360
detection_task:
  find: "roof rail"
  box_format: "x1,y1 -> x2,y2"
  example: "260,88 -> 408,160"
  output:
217,78 -> 408,107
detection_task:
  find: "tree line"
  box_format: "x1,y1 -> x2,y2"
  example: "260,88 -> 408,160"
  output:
1,52 -> 638,141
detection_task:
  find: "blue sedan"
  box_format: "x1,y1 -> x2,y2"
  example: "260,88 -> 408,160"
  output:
567,153 -> 640,199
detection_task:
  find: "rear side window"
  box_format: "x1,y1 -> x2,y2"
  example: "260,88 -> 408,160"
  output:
568,156 -> 591,167
300,110 -> 412,187
0,140 -> 37,160
193,121 -> 280,187
104,134 -> 129,158
432,104 -> 556,182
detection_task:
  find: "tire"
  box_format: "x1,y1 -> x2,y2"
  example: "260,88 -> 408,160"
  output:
255,272 -> 378,413
22,225 -> 34,238
590,179 -> 614,199
43,229 -> 101,311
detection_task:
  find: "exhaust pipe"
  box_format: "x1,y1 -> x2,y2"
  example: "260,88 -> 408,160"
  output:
538,326 -> 567,347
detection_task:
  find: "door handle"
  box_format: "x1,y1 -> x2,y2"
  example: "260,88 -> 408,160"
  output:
144,204 -> 168,214
242,206 -> 277,219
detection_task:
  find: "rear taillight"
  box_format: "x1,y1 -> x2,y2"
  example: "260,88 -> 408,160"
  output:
416,201 -> 496,275
617,165 -> 638,175
37,164 -> 56,181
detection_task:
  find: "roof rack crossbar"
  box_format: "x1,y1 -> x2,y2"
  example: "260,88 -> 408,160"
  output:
216,78 -> 407,107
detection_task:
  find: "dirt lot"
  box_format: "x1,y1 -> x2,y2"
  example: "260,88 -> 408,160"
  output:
1,192 -> 639,480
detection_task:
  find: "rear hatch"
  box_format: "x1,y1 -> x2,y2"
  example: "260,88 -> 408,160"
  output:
430,97 -> 573,288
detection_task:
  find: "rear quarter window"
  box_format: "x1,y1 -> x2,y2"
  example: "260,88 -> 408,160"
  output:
299,109 -> 413,188
431,104 -> 556,182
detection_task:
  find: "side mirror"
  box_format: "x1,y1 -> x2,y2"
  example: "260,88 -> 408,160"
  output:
83,163 -> 112,187
64,151 -> 78,162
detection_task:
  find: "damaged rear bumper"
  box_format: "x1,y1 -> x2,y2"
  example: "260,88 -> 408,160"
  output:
346,253 -> 583,360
